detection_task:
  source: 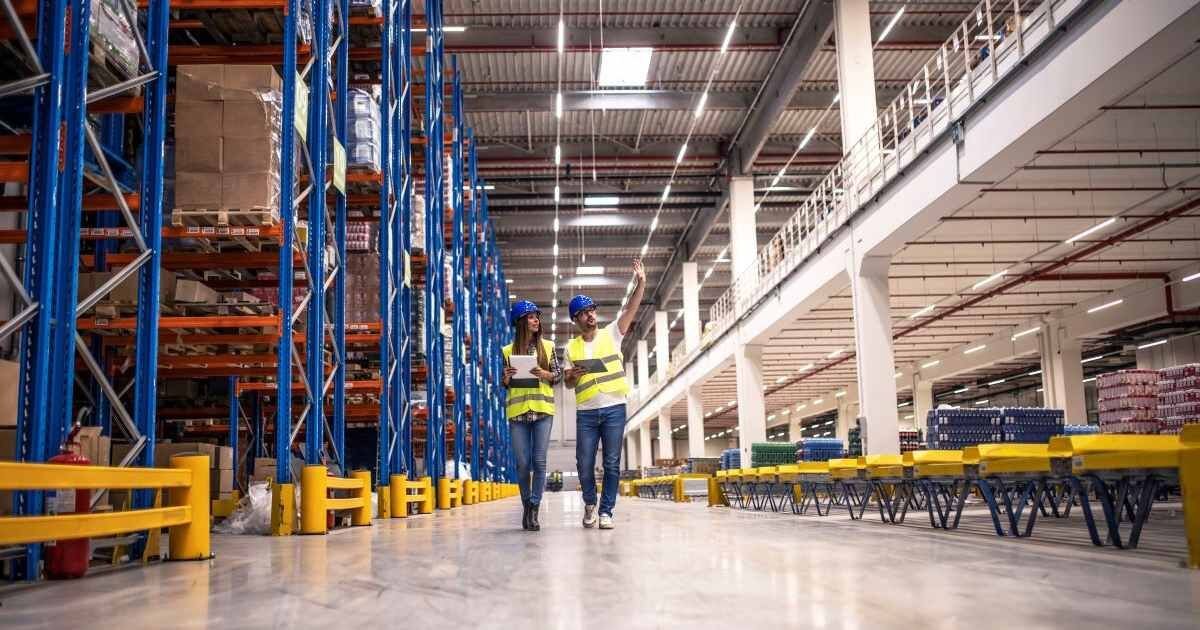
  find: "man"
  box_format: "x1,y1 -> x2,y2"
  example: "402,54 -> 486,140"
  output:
563,259 -> 646,530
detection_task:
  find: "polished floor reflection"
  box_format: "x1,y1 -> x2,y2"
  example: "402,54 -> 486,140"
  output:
1,493 -> 1197,629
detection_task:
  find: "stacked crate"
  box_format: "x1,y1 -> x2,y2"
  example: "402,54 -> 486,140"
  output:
793,437 -> 844,462
927,407 -> 1064,448
847,427 -> 863,456
173,65 -> 284,224
685,458 -> 720,475
1157,364 -> 1200,435
345,253 -> 381,323
1097,370 -> 1161,434
347,88 -> 381,171
719,448 -> 741,470
1063,424 -> 1101,436
750,442 -> 795,467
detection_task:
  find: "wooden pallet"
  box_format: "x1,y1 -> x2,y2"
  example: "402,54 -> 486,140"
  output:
171,207 -> 281,228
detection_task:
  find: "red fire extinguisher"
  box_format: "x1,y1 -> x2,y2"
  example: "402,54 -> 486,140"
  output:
45,424 -> 91,580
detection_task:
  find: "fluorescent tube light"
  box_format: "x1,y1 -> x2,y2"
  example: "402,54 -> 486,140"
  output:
1087,298 -> 1123,314
583,196 -> 619,206
557,20 -> 564,54
676,143 -> 688,165
1137,339 -> 1168,350
877,7 -> 905,42
954,387 -> 969,394
974,399 -> 990,405
972,269 -> 1008,290
1081,353 -> 1108,364
661,185 -> 671,202
555,92 -> 563,118
1183,271 -> 1200,282
720,20 -> 737,54
1065,217 -> 1116,244
908,304 -> 934,319
694,92 -> 708,118
813,399 -> 824,405
798,127 -> 816,151
505,279 -> 513,284
835,391 -> 846,398
921,360 -> 941,369
827,349 -> 843,359
1012,326 -> 1040,340
987,378 -> 1006,386
964,344 -> 987,355
576,266 -> 605,276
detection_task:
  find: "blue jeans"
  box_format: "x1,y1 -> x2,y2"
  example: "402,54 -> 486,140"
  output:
509,415 -> 553,506
576,404 -> 627,516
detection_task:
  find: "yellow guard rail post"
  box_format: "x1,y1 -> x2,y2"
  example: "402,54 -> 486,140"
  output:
388,475 -> 435,517
0,454 -> 211,563
300,467 -> 372,534
1182,425 -> 1199,569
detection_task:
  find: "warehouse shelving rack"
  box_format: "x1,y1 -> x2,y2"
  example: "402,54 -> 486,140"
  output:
1,0 -> 171,577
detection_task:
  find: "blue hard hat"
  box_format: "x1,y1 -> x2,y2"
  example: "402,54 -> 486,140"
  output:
569,295 -> 596,320
510,300 -> 541,325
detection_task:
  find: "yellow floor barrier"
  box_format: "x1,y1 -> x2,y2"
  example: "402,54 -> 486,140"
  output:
388,475 -> 435,517
300,467 -> 372,535
437,477 -> 464,509
0,454 -> 211,562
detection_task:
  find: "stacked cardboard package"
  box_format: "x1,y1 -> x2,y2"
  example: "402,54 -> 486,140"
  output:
346,253 -> 382,323
174,65 -> 284,221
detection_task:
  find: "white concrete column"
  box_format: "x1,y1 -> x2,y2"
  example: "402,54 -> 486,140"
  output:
626,433 -> 639,471
682,261 -> 701,353
637,340 -> 650,394
639,423 -> 653,468
788,412 -> 803,443
657,409 -> 674,460
848,254 -> 900,454
1040,324 -> 1086,425
835,399 -> 856,445
834,0 -> 878,152
728,176 -> 758,288
655,310 -> 670,383
734,343 -> 767,468
625,360 -> 636,400
913,378 -> 933,432
686,386 -> 705,458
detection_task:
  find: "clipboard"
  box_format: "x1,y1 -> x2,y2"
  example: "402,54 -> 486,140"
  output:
571,358 -> 608,374
509,354 -> 538,379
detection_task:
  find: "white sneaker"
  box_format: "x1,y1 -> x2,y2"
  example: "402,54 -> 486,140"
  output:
582,504 -> 598,528
598,514 -> 614,530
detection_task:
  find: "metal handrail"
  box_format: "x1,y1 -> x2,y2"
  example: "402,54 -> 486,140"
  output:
634,0 -> 1081,414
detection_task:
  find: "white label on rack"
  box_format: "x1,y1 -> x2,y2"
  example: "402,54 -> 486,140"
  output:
403,251 -> 412,288
294,72 -> 310,141
50,489 -> 76,515
332,141 -> 347,194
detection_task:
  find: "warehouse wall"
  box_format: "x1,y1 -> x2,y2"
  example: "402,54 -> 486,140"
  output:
673,438 -> 730,458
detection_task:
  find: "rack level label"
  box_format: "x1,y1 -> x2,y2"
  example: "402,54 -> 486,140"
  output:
332,141 -> 347,194
294,72 -> 310,141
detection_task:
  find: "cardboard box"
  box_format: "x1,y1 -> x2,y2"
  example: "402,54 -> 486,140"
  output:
251,466 -> 276,483
0,360 -> 18,427
174,100 -> 223,138
221,100 -> 281,139
174,278 -> 220,304
176,64 -> 225,100
222,137 -> 279,174
77,269 -> 177,305
221,65 -> 282,99
175,136 -> 223,173
222,172 -> 279,210
211,468 -> 234,497
71,426 -> 111,467
175,171 -> 222,209
153,442 -> 229,469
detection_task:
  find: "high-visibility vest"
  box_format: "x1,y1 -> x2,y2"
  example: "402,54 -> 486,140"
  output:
566,328 -> 629,405
501,339 -> 556,419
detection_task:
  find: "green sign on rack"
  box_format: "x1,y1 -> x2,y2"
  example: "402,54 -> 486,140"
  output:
332,140 -> 347,194
294,72 -> 309,141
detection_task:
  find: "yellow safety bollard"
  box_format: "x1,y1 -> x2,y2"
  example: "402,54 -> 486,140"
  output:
271,481 -> 295,536
351,470 -> 373,526
378,483 -> 391,519
1182,425 -> 1200,569
168,454 -> 211,560
462,480 -> 475,505
389,475 -> 408,518
419,477 -> 435,514
437,477 -> 452,510
300,465 -> 328,535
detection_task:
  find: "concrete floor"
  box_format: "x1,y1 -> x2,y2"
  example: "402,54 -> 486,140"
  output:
1,494 -> 1198,629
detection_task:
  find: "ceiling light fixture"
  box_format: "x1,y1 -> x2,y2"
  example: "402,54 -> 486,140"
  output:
1138,339 -> 1168,350
987,378 -> 1006,386
826,349 -> 843,359
964,344 -> 987,355
554,92 -> 563,118
676,143 -> 688,165
1065,217 -> 1116,244
556,19 -> 564,54
576,266 -> 605,276
921,360 -> 941,369
584,196 -> 619,206
1183,271 -> 1200,282
972,269 -> 1008,291
835,391 -> 846,398
1012,326 -> 1040,340
877,6 -> 905,42
1087,298 -> 1123,314
720,20 -> 737,54
694,92 -> 708,119
908,304 -> 934,319
1081,353 -> 1108,364
974,399 -> 990,406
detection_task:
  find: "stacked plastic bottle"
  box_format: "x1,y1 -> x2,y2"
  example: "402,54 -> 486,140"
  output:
1062,424 -> 1101,436
347,88 -> 381,171
793,438 -> 845,462
1096,370 -> 1161,434
898,429 -> 921,453
347,221 -> 372,252
1157,363 -> 1200,435
719,448 -> 741,470
750,442 -> 796,467
926,407 -> 1065,448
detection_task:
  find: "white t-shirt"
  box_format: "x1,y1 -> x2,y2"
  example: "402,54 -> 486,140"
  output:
563,322 -> 626,411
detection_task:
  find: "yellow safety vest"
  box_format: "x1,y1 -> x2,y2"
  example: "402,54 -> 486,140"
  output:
566,328 -> 630,405
501,339 -> 556,419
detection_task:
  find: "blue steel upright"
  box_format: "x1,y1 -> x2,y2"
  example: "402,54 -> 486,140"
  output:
332,0 -> 350,476
466,132 -> 482,480
450,59 -> 466,478
376,0 -> 396,483
304,0 -> 331,466
424,0 -> 446,481
275,0 -> 303,484
397,0 -> 416,478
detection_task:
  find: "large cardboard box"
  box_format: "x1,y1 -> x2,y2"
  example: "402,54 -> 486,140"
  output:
175,136 -> 223,173
0,428 -> 11,515
77,269 -> 177,305
211,468 -> 234,497
0,360 -> 18,427
222,137 -> 279,174
175,64 -> 225,101
153,442 -> 230,470
174,100 -> 223,137
223,172 -> 279,210
251,466 -> 276,483
221,65 -> 282,99
174,278 -> 220,304
221,100 -> 280,139
175,172 -> 222,209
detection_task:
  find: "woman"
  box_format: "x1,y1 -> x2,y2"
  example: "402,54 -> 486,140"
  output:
501,300 -> 561,531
